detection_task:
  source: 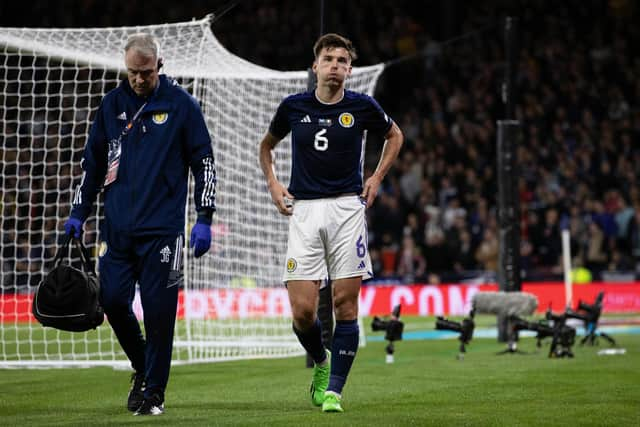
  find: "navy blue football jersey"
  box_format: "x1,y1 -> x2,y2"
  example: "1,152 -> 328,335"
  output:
269,90 -> 393,199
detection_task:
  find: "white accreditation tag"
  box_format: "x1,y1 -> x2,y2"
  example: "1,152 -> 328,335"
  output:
102,102 -> 147,187
103,138 -> 121,186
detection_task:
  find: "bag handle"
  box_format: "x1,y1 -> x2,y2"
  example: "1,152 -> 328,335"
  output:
52,234 -> 73,266
74,238 -> 96,276
53,234 -> 96,276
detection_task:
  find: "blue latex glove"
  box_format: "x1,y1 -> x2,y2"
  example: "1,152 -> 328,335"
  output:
190,220 -> 211,258
64,217 -> 84,239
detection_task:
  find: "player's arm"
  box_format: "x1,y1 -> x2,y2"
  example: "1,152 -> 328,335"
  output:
259,131 -> 294,216
70,105 -> 109,221
362,121 -> 403,207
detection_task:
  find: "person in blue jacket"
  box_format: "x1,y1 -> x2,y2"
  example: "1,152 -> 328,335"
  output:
64,33 -> 216,416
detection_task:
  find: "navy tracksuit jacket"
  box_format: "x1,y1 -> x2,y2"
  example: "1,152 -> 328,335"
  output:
70,75 -> 216,399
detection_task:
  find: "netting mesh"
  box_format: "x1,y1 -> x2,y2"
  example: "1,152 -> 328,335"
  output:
0,16 -> 384,367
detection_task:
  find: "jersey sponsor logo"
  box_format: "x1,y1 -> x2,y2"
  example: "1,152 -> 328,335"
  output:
300,115 -> 312,123
160,246 -> 172,263
152,112 -> 168,125
357,260 -> 366,269
117,111 -> 127,120
339,112 -> 354,128
318,118 -> 332,127
286,258 -> 297,273
98,241 -> 108,257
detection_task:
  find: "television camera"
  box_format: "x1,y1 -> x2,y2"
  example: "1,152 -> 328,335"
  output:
507,309 -> 576,358
371,304 -> 404,363
564,291 -> 615,346
435,310 -> 475,359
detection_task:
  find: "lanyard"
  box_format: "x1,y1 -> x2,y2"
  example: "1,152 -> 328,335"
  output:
103,102 -> 148,188
119,102 -> 147,139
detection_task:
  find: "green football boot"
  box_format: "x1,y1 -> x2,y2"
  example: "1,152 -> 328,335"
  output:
322,391 -> 344,413
310,350 -> 331,406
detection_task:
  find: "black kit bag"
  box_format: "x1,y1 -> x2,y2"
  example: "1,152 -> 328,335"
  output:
32,235 -> 104,332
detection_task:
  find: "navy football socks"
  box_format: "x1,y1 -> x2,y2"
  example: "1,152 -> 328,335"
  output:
328,319 -> 359,395
293,317 -> 327,365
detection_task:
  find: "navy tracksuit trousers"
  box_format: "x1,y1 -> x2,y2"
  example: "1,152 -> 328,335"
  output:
98,231 -> 183,400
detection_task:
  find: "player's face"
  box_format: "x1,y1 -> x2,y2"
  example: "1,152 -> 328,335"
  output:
313,47 -> 352,88
125,49 -> 159,97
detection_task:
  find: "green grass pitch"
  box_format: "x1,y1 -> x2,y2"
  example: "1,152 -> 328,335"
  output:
1,315 -> 639,426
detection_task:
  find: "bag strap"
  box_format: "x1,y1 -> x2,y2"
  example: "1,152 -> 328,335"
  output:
74,238 -> 96,276
53,234 -> 73,266
53,234 -> 96,276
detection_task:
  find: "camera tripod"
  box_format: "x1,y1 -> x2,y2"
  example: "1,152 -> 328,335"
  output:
566,291 -> 616,347
496,339 -> 528,355
580,322 -> 616,346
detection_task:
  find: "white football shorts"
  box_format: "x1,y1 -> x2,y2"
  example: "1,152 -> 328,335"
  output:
282,194 -> 373,283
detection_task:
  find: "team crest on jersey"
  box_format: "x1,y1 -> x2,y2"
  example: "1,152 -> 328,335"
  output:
152,112 -> 168,125
286,258 -> 297,273
98,241 -> 108,257
339,112 -> 354,128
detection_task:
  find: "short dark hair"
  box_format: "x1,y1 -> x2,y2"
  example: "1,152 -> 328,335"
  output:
313,33 -> 357,62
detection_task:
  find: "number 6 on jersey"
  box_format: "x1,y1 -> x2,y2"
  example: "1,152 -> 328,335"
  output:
314,128 -> 328,151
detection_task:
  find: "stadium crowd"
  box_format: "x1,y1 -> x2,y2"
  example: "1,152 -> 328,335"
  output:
360,1 -> 640,283
1,0 -> 639,288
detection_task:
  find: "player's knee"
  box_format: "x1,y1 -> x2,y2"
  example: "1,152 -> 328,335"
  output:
333,296 -> 358,320
291,306 -> 316,330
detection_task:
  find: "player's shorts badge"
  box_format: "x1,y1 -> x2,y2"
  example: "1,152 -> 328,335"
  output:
98,241 -> 108,257
152,112 -> 168,125
339,112 -> 354,128
286,258 -> 297,273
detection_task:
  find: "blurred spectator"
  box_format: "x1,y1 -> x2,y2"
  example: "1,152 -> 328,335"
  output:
396,235 -> 426,283
537,208 -> 562,270
627,205 -> 640,268
379,233 -> 399,278
582,222 -> 609,274
475,228 -> 499,272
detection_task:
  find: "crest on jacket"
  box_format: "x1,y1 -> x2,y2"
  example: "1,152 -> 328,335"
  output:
152,112 -> 168,125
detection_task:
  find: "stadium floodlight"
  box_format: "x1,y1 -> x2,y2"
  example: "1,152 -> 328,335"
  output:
0,16 -> 384,368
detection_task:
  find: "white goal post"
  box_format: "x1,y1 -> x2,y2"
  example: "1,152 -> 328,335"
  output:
0,16 -> 384,367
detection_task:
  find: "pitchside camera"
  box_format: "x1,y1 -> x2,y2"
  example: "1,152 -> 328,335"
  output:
371,304 -> 404,363
508,311 -> 576,358
435,310 -> 475,359
565,291 -> 615,346
371,304 -> 404,341
579,291 -> 604,313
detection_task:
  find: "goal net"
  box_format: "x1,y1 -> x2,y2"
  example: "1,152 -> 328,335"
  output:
0,16 -> 384,367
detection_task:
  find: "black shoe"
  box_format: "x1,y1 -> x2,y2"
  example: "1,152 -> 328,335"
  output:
133,393 -> 164,416
127,372 -> 145,412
